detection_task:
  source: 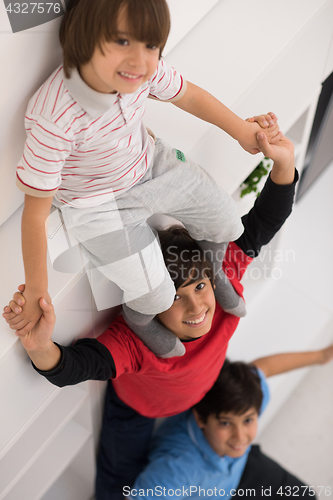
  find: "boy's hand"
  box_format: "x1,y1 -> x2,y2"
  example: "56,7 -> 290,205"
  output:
3,284 -> 26,321
256,132 -> 295,185
256,131 -> 294,167
241,112 -> 281,154
248,112 -> 278,129
4,287 -> 50,335
3,284 -> 56,354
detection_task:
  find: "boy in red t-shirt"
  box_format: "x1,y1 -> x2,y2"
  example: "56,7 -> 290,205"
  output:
4,133 -> 296,499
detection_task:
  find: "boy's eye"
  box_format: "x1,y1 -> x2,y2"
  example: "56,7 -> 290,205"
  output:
196,282 -> 205,291
244,418 -> 253,424
218,421 -> 230,427
174,294 -> 181,302
116,38 -> 129,46
147,43 -> 159,50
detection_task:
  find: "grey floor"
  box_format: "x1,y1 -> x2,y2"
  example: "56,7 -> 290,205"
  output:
258,358 -> 333,492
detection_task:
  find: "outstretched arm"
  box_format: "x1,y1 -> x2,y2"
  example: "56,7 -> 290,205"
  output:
253,344 -> 333,378
5,286 -> 61,371
258,132 -> 295,185
173,81 -> 280,154
3,285 -> 115,386
235,132 -> 297,257
8,194 -> 53,335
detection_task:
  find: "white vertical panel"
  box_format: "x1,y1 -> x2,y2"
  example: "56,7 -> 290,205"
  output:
164,0 -> 220,55
0,27 -> 62,225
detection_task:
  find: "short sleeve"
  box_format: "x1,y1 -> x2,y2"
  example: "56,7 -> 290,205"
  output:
148,59 -> 187,102
16,115 -> 72,197
97,322 -> 144,378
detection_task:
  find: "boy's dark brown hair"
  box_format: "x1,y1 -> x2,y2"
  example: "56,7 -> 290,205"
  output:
60,0 -> 170,78
157,226 -> 214,291
193,359 -> 263,422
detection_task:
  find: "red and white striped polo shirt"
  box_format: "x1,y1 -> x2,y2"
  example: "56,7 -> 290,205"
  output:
16,59 -> 186,207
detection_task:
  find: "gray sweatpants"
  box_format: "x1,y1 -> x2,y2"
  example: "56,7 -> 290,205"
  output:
59,138 -> 243,315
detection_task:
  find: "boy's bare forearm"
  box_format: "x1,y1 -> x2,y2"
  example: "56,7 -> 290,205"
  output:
255,132 -> 295,186
173,82 -> 248,140
22,213 -> 48,294
253,350 -> 327,378
11,195 -> 55,334
21,195 -> 53,294
26,341 -> 62,372
173,82 -> 280,155
270,152 -> 295,186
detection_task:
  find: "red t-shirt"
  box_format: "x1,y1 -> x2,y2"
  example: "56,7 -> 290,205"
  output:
97,242 -> 252,418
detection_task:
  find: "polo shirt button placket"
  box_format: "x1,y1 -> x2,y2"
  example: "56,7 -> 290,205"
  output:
123,108 -> 130,123
117,95 -> 128,125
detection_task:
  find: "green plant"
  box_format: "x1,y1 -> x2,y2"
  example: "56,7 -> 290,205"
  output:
240,157 -> 271,198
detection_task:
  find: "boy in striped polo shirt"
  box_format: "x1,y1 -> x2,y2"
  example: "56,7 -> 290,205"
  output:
14,0 -> 280,357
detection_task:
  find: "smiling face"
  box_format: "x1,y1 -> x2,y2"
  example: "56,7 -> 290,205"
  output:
79,8 -> 160,94
193,407 -> 258,458
158,276 -> 216,341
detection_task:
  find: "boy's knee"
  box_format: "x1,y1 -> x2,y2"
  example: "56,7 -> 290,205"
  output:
189,189 -> 243,243
125,272 -> 175,315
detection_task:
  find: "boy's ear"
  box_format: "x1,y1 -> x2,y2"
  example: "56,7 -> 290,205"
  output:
192,408 -> 205,429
